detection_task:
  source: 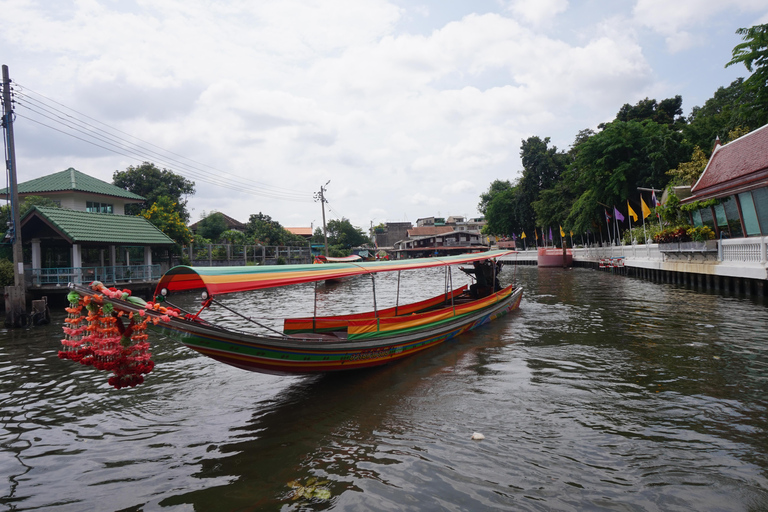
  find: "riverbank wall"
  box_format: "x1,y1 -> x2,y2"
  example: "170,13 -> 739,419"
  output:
500,236 -> 768,297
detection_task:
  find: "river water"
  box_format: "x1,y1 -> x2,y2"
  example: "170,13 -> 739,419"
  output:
2,266 -> 768,511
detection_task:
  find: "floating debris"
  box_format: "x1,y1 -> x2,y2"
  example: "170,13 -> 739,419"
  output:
287,477 -> 332,501
471,432 -> 485,440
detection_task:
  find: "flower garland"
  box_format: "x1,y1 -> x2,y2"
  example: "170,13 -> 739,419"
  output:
59,282 -> 180,390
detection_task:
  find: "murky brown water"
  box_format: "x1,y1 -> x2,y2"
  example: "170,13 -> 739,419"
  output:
2,266 -> 768,511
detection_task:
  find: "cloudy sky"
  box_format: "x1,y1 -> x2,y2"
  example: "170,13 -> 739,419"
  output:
2,0 -> 767,232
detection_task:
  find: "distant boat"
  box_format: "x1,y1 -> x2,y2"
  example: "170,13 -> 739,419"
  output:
313,254 -> 363,263
66,250 -> 522,379
537,247 -> 573,267
314,254 -> 363,283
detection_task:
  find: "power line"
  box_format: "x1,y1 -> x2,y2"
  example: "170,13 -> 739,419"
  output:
12,83 -> 314,203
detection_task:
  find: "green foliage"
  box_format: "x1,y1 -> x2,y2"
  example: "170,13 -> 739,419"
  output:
196,211 -> 229,241
613,96 -> 685,128
220,229 -> 245,244
140,196 -> 193,246
483,188 -> 517,236
478,180 -> 513,215
726,24 -> 768,128
113,162 -> 195,222
325,218 -> 370,248
0,259 -> 13,286
652,226 -> 714,243
683,79 -> 751,153
667,146 -> 708,186
246,212 -> 306,246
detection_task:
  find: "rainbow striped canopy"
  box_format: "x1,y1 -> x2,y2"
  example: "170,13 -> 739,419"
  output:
155,250 -> 514,297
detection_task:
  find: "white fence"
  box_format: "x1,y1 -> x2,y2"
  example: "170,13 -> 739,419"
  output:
500,237 -> 768,280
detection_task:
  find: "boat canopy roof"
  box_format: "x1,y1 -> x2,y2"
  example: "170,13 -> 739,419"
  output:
155,250 -> 515,297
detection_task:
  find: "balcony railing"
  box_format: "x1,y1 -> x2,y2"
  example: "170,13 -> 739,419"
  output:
25,265 -> 163,287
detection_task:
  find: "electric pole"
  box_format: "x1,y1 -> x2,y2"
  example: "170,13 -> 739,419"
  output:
314,181 -> 330,257
2,64 -> 27,326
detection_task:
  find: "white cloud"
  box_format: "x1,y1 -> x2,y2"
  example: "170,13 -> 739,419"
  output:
2,0 -> 765,229
633,0 -> 768,52
505,0 -> 569,26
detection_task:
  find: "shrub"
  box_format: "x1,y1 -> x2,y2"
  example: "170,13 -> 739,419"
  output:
0,259 -> 14,286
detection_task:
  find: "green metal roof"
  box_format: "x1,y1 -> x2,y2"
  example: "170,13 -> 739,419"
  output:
22,206 -> 175,245
1,168 -> 145,200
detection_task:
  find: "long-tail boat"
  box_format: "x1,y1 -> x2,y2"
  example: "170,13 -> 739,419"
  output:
64,250 -> 521,383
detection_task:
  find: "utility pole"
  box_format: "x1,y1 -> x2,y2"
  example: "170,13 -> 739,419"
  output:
2,64 -> 27,327
314,181 -> 330,257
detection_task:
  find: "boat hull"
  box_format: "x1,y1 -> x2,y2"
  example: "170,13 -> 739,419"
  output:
156,286 -> 523,375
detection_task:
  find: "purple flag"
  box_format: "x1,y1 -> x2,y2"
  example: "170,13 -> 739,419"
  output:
548,227 -> 553,240
613,206 -> 625,222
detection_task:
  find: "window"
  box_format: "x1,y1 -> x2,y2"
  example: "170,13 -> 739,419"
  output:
714,203 -> 728,236
722,196 -> 743,238
700,207 -> 715,231
753,187 -> 768,235
692,209 -> 703,227
86,201 -> 114,214
739,191 -> 761,236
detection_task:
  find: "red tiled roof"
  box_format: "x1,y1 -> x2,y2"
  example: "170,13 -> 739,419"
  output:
407,226 -> 454,237
686,124 -> 768,202
285,227 -> 312,236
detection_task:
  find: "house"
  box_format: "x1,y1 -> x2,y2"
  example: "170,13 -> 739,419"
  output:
373,221 -> 412,249
285,227 -> 313,240
392,231 -> 488,258
188,212 -> 247,235
680,124 -> 768,238
0,167 -> 176,292
1,167 -> 146,214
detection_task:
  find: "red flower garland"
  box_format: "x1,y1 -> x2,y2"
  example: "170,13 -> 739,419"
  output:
58,283 -> 179,390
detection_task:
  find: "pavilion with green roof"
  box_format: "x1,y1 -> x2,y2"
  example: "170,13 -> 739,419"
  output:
2,168 -> 176,289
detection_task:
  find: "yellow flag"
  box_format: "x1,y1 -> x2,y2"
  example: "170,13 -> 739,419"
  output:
569,230 -> 573,237
559,225 -> 565,237
627,200 -> 638,222
521,231 -> 527,239
641,196 -> 651,219
535,230 -> 538,240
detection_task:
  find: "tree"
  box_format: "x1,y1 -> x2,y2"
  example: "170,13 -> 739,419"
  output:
517,136 -> 568,230
726,24 -> 768,128
325,218 -> 370,249
478,179 -> 513,215
483,188 -> 517,236
683,79 -> 750,153
196,211 -> 228,241
667,146 -> 708,187
113,162 -> 195,221
140,196 -> 193,246
613,96 -> 685,128
246,212 -> 305,246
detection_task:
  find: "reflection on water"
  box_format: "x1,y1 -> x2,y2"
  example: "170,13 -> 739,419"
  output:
2,266 -> 768,510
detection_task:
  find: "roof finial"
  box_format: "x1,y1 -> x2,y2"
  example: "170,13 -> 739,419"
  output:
713,135 -> 721,152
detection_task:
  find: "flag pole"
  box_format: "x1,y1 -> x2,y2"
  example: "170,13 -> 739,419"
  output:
604,209 -> 612,246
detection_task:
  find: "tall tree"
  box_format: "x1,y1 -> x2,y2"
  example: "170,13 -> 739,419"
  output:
517,136 -> 567,230
113,162 -> 195,221
683,79 -> 750,154
613,96 -> 685,128
477,179 -> 513,215
726,24 -> 768,128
